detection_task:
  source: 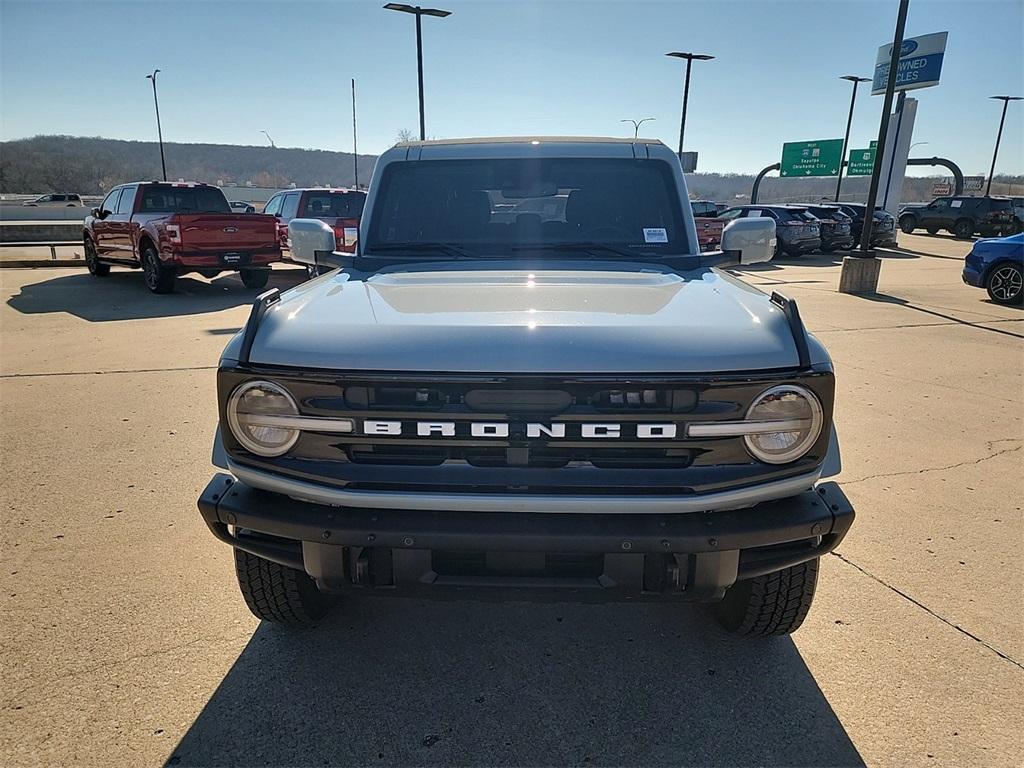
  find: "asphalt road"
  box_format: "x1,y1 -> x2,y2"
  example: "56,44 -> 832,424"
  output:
1,235 -> 1021,767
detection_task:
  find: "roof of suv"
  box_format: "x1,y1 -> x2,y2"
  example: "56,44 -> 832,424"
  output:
393,136 -> 664,148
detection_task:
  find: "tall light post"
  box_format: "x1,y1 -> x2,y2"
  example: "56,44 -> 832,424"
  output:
834,75 -> 870,202
145,69 -> 166,181
261,130 -> 276,148
384,3 -> 452,141
985,96 -> 1022,195
620,118 -> 655,139
665,52 -> 714,157
351,79 -> 360,188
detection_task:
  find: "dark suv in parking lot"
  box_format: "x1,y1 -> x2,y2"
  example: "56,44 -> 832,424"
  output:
899,196 -> 1018,239
838,203 -> 897,248
797,204 -> 854,251
719,205 -> 820,258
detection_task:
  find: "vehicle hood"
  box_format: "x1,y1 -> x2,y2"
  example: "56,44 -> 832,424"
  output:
241,264 -> 811,373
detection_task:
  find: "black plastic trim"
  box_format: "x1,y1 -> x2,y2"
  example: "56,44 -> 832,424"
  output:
237,288 -> 280,365
769,292 -> 811,370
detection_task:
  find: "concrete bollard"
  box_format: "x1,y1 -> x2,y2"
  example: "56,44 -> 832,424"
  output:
838,255 -> 882,294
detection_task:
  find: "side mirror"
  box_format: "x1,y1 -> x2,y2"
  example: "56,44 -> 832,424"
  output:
288,218 -> 338,267
721,216 -> 776,265
90,207 -> 102,218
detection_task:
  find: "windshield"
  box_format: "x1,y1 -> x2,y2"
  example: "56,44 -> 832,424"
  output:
366,158 -> 689,257
303,191 -> 366,218
139,185 -> 230,214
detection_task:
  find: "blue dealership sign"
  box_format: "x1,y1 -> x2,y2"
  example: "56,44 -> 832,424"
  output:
872,31 -> 948,95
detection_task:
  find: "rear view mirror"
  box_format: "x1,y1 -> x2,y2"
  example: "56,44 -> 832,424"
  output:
288,218 -> 337,267
721,217 -> 776,265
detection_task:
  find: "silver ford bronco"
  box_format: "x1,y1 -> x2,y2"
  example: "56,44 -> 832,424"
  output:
198,137 -> 853,637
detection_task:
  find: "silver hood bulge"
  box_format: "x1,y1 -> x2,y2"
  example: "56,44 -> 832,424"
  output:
233,264 -> 820,373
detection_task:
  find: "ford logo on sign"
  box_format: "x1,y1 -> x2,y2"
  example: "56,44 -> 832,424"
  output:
897,40 -> 918,56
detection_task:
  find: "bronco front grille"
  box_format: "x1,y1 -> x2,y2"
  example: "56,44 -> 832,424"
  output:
219,369 -> 835,495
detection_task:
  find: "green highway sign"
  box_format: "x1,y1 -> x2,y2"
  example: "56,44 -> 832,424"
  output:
847,147 -> 877,176
780,139 -> 844,177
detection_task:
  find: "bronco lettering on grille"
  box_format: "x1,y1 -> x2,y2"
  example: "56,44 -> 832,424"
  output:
360,420 -> 679,439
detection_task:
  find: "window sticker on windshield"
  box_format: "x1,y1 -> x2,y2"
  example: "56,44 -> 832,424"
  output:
643,227 -> 668,243
951,200 -> 962,208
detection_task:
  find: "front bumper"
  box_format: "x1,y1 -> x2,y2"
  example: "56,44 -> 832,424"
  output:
871,228 -> 897,246
962,264 -> 983,287
198,473 -> 855,602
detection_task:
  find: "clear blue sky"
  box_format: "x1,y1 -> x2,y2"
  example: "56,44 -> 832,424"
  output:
2,0 -> 1022,176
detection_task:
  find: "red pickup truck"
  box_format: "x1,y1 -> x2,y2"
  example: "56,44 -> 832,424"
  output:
83,182 -> 282,294
690,200 -> 725,252
263,187 -> 366,260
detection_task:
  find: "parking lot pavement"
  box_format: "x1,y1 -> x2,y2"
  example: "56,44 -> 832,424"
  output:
1,240 -> 1021,767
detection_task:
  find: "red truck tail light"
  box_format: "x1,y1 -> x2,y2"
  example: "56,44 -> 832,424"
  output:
166,224 -> 182,244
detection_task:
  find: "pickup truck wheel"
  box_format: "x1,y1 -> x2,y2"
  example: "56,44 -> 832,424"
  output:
240,269 -> 270,289
84,238 -> 109,277
714,558 -> 818,637
898,214 -> 917,234
234,549 -> 331,626
986,262 -> 1024,305
953,219 -> 975,240
141,244 -> 175,293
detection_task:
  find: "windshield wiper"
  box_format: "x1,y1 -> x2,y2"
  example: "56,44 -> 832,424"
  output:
509,242 -> 646,259
370,242 -> 478,258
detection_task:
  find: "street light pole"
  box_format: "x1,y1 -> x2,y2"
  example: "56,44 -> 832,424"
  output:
620,118 -> 655,139
384,3 -> 452,141
145,69 -> 166,181
351,78 -> 359,189
985,95 -> 1022,196
835,75 -> 870,202
666,52 -> 714,157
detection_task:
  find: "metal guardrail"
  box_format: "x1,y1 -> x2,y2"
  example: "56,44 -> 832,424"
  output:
0,240 -> 82,262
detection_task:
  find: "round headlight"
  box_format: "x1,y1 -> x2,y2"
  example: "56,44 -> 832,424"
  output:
226,380 -> 301,457
743,384 -> 823,464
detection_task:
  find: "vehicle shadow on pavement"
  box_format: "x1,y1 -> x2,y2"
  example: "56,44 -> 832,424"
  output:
5,268 -> 307,322
166,599 -> 864,768
859,293 -> 1024,335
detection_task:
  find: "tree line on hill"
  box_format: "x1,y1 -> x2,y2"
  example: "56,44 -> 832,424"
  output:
0,135 -> 376,195
1,134 -> 1020,203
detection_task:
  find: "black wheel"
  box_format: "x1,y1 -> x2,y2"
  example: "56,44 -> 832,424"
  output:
715,559 -> 819,637
986,262 -> 1023,306
84,238 -> 109,277
898,214 -> 917,234
925,225 -> 940,235
141,244 -> 175,294
953,219 -> 975,240
234,549 -> 331,626
240,269 -> 270,289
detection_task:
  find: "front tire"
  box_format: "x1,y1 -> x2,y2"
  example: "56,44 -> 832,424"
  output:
240,269 -> 270,289
953,219 -> 975,240
898,215 -> 917,234
715,559 -> 819,637
141,244 -> 175,293
234,549 -> 331,626
986,262 -> 1024,305
84,238 -> 109,277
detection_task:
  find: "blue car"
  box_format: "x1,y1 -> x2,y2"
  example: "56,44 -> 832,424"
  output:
963,233 -> 1023,305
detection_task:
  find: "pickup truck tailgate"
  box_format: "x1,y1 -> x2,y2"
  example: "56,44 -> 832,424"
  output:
177,214 -> 279,252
